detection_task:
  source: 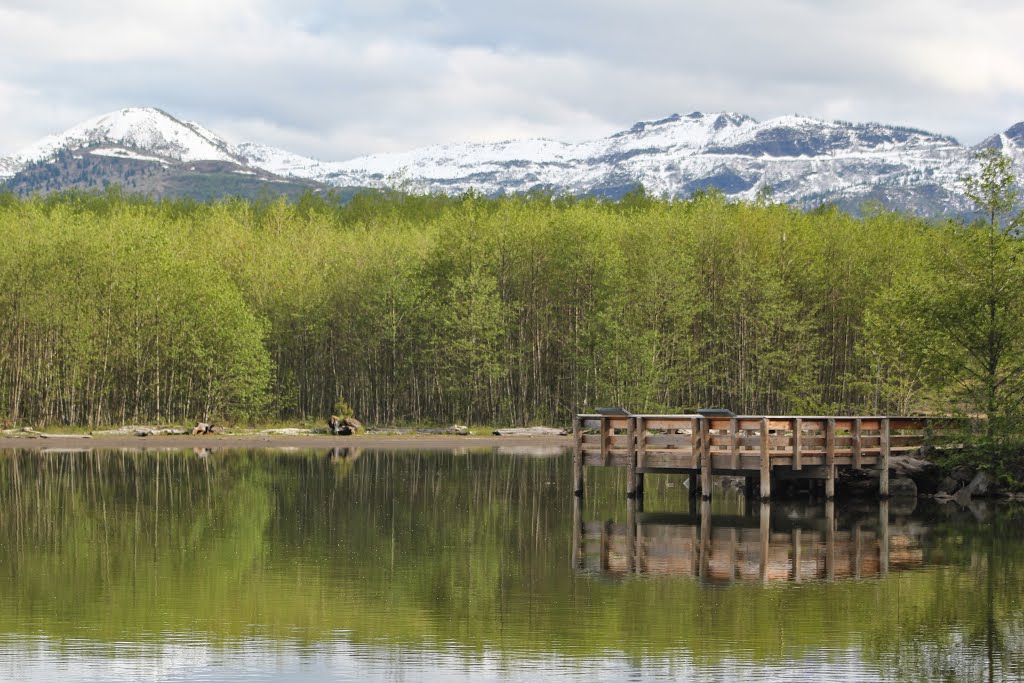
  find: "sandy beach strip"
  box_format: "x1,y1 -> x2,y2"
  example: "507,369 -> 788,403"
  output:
0,433 -> 573,451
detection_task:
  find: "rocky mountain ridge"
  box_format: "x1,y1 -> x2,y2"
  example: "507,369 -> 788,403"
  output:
2,107 -> 1023,214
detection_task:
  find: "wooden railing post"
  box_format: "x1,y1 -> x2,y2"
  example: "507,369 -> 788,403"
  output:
852,417 -> 862,470
700,417 -> 712,500
793,417 -> 802,471
759,417 -> 771,500
825,418 -> 836,499
690,416 -> 700,498
626,416 -> 638,498
600,416 -> 610,466
635,415 -> 646,497
572,414 -> 584,497
729,416 -> 739,470
880,417 -> 891,498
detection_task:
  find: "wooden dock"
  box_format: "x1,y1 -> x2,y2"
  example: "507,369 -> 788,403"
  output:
572,413 -> 955,499
572,498 -> 918,584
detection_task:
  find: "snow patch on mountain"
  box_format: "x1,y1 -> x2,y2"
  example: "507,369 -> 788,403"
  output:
2,106 -> 1022,216
0,107 -> 238,179
264,111 -> 982,211
90,147 -> 170,164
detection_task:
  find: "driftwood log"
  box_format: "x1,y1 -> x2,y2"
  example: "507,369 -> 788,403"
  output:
191,423 -> 225,435
492,426 -> 569,437
328,415 -> 363,436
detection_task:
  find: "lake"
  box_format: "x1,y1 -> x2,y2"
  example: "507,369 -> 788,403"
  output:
0,447 -> 1020,682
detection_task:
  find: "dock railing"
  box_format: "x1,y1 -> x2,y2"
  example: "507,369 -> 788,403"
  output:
572,413 -> 960,499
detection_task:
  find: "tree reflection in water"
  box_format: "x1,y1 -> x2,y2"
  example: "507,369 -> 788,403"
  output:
0,447 -> 1018,682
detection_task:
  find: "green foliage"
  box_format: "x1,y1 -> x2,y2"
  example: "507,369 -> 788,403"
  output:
963,147 -> 1022,235
332,396 -> 353,420
853,150 -> 1024,473
1,185 -> 1023,439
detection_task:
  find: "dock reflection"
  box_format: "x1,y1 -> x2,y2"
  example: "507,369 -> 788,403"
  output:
572,498 -> 925,583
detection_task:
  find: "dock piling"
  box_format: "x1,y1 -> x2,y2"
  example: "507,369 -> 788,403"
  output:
572,414 -> 584,497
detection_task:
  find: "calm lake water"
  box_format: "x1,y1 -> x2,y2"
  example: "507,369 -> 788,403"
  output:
0,447 -> 1021,682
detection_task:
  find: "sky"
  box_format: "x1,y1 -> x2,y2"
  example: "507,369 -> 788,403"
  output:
2,0 -> 1023,160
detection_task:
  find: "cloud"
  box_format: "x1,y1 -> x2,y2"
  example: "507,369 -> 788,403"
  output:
1,0 -> 1023,159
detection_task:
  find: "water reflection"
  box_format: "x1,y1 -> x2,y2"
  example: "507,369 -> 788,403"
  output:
573,498 -> 935,583
0,447 -> 1019,682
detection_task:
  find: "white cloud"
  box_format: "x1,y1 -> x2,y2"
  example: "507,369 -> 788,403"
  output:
1,0 -> 1023,159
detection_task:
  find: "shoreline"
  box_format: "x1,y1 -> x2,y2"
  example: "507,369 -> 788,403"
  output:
0,433 -> 573,451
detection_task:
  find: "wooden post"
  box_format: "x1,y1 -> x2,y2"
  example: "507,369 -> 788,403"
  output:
626,495 -> 637,573
689,472 -> 699,498
635,415 -> 645,496
853,524 -> 863,579
880,417 -> 891,498
729,417 -> 739,470
571,494 -> 583,569
825,417 -> 836,499
759,417 -> 771,500
699,498 -> 711,579
825,498 -> 835,581
690,416 -> 700,497
879,499 -> 890,576
690,416 -> 699,458
600,416 -> 610,466
700,417 -> 712,500
792,528 -> 802,582
601,521 -> 611,572
690,526 -> 699,576
852,417 -> 862,470
626,416 -> 638,498
572,414 -> 584,497
793,418 -> 802,471
759,501 -> 770,584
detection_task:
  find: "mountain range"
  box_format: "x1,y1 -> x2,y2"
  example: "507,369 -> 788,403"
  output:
2,106 -> 1023,215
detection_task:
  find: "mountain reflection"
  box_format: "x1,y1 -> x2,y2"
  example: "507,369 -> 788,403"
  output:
0,447 -> 1019,683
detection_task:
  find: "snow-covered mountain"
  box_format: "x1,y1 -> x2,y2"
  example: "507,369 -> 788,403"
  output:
0,108 -> 325,201
5,107 -> 241,170
3,106 -> 1022,215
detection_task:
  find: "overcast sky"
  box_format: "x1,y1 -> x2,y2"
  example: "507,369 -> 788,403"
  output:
2,0 -> 1023,160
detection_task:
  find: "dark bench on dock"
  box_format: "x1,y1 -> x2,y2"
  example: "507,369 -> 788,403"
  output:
572,413 -> 959,499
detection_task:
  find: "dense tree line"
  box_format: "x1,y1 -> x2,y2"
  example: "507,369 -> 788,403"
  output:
1,163 -> 1022,431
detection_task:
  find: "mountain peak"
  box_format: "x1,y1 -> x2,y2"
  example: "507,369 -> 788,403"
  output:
1,106 -> 239,178
1003,122 -> 1024,145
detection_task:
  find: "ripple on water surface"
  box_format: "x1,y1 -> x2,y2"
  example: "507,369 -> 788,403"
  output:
0,447 -> 1019,681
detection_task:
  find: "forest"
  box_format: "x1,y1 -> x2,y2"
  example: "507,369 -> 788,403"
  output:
1,151 -> 1023,451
